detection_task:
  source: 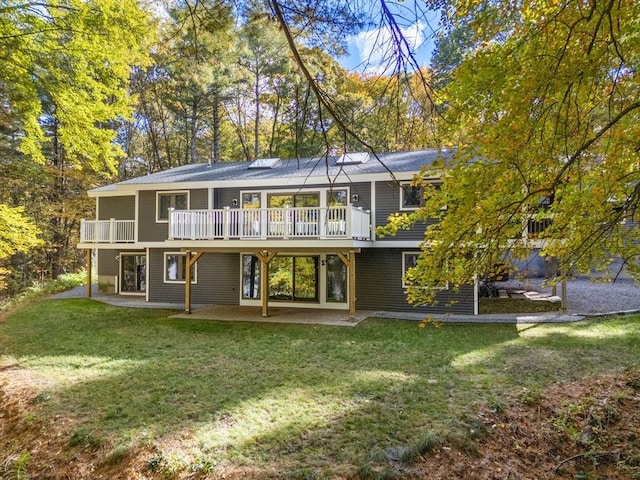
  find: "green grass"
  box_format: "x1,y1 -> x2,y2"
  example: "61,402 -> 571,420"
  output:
1,299 -> 639,478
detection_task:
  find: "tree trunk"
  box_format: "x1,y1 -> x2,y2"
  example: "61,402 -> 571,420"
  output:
253,71 -> 260,160
212,90 -> 221,163
190,99 -> 198,164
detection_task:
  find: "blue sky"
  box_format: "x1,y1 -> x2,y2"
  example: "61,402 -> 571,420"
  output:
338,4 -> 440,74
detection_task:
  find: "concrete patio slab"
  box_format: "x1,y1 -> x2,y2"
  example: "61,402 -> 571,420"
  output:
171,304 -> 372,327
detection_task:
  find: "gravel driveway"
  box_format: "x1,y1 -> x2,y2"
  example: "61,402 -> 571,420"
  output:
496,276 -> 640,316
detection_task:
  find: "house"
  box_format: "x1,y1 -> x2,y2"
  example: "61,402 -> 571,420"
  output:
77,149 -> 478,316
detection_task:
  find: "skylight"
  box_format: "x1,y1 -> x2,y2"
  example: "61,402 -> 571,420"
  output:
248,157 -> 280,169
336,152 -> 370,165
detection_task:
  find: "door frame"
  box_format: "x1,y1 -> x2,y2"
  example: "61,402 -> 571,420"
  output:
119,251 -> 147,296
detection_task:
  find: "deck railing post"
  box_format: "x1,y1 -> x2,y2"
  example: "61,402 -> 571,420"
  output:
346,205 -> 353,239
284,206 -> 290,239
109,218 -> 115,243
168,208 -> 175,239
223,207 -> 230,240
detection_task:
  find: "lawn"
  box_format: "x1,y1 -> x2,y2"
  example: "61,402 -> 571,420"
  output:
1,299 -> 639,479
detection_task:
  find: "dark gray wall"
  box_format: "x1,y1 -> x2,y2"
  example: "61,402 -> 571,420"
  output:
97,249 -> 120,276
98,196 -> 135,220
374,181 -> 433,241
356,248 -> 475,314
138,189 -> 208,242
147,248 -> 239,305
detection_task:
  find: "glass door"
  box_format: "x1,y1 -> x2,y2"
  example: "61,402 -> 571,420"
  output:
121,254 -> 146,293
268,256 -> 318,302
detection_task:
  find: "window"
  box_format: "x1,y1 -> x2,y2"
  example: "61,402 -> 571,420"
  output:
402,252 -> 421,288
402,251 -> 448,290
328,189 -> 348,206
242,254 -> 260,299
400,183 -> 424,210
157,191 -> 189,222
326,254 -> 347,302
164,253 -> 197,283
242,192 -> 261,209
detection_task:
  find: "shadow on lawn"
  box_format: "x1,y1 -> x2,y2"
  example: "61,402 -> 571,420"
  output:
2,299 -> 638,476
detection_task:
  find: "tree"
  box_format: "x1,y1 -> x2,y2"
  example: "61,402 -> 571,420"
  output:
0,204 -> 42,291
379,0 -> 640,305
0,1 -> 153,287
0,0 -> 154,174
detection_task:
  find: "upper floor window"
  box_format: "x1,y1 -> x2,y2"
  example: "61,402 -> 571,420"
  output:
400,181 -> 442,211
400,183 -> 424,210
157,191 -> 189,222
242,192 -> 261,209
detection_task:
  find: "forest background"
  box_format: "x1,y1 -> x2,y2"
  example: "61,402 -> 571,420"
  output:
0,0 -> 450,298
2,0 -> 638,302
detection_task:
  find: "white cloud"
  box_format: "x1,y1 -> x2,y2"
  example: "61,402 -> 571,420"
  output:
351,21 -> 427,74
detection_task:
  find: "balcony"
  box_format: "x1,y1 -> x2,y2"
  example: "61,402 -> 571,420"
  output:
80,219 -> 135,243
168,205 -> 372,241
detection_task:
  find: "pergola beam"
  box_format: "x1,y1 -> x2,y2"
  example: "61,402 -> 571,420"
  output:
85,249 -> 92,298
255,250 -> 277,317
337,251 -> 356,319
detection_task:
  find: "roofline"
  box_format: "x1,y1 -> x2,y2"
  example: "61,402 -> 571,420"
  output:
88,170 -> 444,197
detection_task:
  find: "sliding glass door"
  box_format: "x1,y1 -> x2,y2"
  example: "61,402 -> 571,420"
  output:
120,253 -> 146,294
268,256 -> 318,302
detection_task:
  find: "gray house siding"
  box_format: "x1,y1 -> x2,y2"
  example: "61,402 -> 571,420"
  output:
97,249 -> 119,276
98,196 -> 135,220
138,189 -> 208,242
356,248 -> 475,314
147,248 -> 239,305
374,181 -> 432,241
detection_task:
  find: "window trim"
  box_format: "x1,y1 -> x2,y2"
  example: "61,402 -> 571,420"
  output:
402,251 -> 448,290
399,182 -> 424,211
163,252 -> 197,284
156,191 -> 190,223
399,180 -> 443,212
238,186 -> 351,211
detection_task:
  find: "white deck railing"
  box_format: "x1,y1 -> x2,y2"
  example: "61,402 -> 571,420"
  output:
169,205 -> 372,241
80,219 -> 135,243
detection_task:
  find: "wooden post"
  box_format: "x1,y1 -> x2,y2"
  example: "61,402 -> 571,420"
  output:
85,249 -> 92,298
184,251 -> 203,314
256,250 -> 276,317
337,251 -> 356,319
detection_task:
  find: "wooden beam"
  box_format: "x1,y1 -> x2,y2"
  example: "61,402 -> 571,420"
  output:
85,249 -> 92,298
184,251 -> 203,314
337,251 -> 356,319
255,250 -> 277,317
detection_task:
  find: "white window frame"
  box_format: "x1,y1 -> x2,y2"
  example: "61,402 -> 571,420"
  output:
156,191 -> 190,223
399,180 -> 442,212
402,251 -> 448,290
399,182 -> 424,211
163,252 -> 197,284
239,186 -> 351,210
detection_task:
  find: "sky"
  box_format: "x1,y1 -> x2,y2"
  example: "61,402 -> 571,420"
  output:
338,4 -> 441,74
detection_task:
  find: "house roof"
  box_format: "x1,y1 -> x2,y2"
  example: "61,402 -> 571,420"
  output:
90,149 -> 451,194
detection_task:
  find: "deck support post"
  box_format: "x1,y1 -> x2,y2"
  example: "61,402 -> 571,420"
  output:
85,249 -> 92,298
184,250 -> 203,314
255,250 -> 277,317
337,251 -> 356,319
